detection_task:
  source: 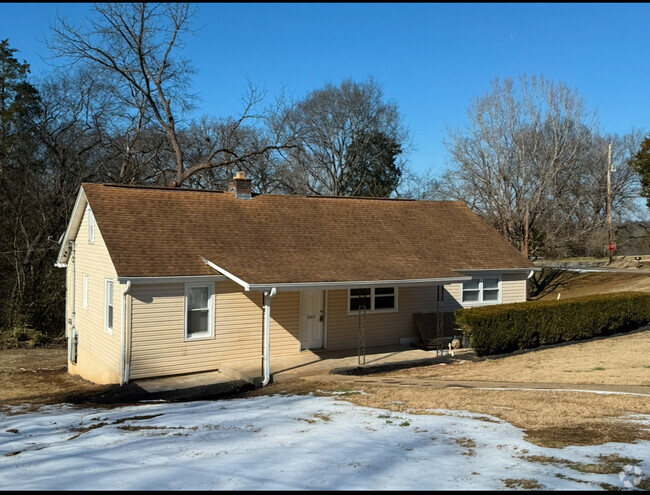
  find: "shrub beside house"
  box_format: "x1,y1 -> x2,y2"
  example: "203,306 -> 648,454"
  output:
456,292 -> 650,356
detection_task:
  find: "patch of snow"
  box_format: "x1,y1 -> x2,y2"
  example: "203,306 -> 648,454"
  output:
0,395 -> 648,490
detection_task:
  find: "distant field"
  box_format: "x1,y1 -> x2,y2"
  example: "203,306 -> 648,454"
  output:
530,269 -> 650,301
547,255 -> 650,266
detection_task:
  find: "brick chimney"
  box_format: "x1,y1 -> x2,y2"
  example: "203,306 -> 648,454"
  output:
228,171 -> 252,199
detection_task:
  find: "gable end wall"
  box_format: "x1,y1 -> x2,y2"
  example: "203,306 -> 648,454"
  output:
67,206 -> 122,384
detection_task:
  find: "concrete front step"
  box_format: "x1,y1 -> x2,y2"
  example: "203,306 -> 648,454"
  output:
132,369 -> 251,400
219,361 -> 263,387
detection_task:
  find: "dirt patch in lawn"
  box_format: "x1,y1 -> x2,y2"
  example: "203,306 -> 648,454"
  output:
520,453 -> 642,474
502,478 -> 543,489
0,347 -> 112,409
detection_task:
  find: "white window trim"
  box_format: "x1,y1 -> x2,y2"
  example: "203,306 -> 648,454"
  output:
461,275 -> 502,307
105,278 -> 114,334
347,287 -> 399,315
82,274 -> 89,309
184,282 -> 215,342
87,207 -> 95,244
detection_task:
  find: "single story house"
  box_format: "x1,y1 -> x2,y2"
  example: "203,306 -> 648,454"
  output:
56,174 -> 537,385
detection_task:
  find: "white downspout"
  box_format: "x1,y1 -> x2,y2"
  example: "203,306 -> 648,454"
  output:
68,241 -> 76,363
262,287 -> 277,386
120,281 -> 132,385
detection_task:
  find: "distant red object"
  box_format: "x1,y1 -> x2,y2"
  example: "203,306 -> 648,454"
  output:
608,242 -> 616,251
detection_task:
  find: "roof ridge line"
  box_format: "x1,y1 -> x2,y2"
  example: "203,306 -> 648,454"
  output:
88,183 -> 227,193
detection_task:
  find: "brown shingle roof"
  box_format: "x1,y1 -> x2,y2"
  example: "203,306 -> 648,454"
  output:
81,183 -> 534,283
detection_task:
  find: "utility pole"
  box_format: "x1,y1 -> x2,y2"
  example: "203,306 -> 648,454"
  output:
606,143 -> 613,264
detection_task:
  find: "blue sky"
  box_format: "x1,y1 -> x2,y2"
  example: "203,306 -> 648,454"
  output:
1,3 -> 649,176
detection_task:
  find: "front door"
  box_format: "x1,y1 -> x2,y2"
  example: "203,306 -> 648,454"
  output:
300,290 -> 324,350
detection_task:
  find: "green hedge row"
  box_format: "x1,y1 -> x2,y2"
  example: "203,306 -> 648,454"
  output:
455,292 -> 650,357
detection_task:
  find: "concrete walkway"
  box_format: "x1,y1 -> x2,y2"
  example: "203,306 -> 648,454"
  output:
219,344 -> 460,385
132,344 -> 650,400
133,344 -> 458,397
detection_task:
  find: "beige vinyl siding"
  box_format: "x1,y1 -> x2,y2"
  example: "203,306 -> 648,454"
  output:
130,283 -> 213,379
67,206 -> 122,384
214,282 -> 263,365
326,286 -> 439,350
441,283 -> 464,312
129,281 -> 300,380
270,291 -> 301,356
214,285 -> 299,362
501,273 -> 528,303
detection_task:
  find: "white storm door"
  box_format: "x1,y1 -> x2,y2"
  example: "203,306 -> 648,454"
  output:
300,290 -> 324,350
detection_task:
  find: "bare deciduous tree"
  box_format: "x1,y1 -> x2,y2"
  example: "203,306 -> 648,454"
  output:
441,75 -> 644,257
443,75 -> 601,257
49,3 -> 290,187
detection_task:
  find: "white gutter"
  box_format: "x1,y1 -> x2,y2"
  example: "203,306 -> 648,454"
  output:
248,276 -> 472,292
457,267 -> 542,274
262,287 -> 277,386
117,275 -> 226,284
120,280 -> 132,384
202,257 -> 250,291
527,270 -> 536,279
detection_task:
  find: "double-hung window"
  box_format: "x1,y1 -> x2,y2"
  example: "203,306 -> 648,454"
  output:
349,287 -> 397,313
105,279 -> 114,333
462,277 -> 501,304
185,283 -> 215,340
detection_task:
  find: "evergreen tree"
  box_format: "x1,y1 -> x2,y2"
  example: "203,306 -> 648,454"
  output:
0,38 -> 40,172
342,131 -> 402,197
629,136 -> 650,209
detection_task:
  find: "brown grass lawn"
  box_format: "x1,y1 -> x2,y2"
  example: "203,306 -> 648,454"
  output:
371,328 -> 650,386
533,271 -> 650,301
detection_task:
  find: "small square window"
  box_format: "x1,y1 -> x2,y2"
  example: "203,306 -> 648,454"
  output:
373,287 -> 395,309
462,290 -> 480,303
483,289 -> 499,301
